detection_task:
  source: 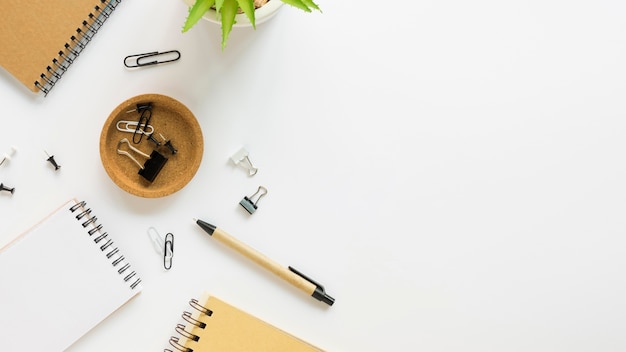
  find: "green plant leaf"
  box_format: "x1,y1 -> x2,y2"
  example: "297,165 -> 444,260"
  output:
299,0 -> 321,12
220,0 -> 239,50
182,0 -> 216,32
237,0 -> 256,29
215,0 -> 224,13
280,0 -> 312,12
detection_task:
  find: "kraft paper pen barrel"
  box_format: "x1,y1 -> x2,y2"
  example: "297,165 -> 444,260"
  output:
195,219 -> 335,306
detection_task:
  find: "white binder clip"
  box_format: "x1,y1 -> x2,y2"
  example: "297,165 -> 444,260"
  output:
0,145 -> 17,167
230,147 -> 258,176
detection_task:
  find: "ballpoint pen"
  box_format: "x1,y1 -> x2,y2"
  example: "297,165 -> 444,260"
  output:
194,218 -> 335,306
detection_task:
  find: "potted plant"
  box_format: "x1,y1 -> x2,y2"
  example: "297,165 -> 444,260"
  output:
182,0 -> 321,49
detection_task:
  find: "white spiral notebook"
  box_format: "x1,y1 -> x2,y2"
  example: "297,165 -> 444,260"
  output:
0,199 -> 142,351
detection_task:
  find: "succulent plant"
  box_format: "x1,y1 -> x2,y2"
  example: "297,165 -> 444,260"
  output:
183,0 -> 320,49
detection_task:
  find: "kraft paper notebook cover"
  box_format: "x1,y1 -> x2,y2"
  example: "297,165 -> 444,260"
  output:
0,0 -> 123,95
167,294 -> 325,352
0,199 -> 142,351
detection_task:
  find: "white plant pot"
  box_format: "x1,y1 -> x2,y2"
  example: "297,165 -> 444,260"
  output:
182,0 -> 284,28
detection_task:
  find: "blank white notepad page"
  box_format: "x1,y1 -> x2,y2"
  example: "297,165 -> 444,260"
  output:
0,199 -> 141,351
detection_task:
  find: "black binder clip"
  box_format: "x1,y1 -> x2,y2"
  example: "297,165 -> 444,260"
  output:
117,138 -> 168,182
124,50 -> 181,68
239,186 -> 267,214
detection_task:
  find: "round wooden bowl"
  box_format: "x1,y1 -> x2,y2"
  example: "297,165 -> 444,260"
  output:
99,93 -> 203,198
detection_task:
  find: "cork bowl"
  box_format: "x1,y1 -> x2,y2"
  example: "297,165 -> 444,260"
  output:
100,94 -> 203,198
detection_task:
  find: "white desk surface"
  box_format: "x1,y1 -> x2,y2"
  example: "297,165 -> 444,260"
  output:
2,1 -> 626,351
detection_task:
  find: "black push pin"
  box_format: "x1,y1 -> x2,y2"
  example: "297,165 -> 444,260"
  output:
45,151 -> 61,170
164,139 -> 177,155
146,133 -> 162,147
0,183 -> 15,194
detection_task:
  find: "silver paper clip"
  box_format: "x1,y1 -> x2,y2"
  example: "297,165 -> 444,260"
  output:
230,147 -> 258,176
116,120 -> 154,135
240,186 -> 268,214
164,232 -> 174,270
147,227 -> 174,270
147,226 -> 165,254
124,50 -> 181,68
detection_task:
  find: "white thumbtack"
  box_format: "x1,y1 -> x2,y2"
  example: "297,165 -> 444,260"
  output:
0,146 -> 17,167
230,147 -> 258,176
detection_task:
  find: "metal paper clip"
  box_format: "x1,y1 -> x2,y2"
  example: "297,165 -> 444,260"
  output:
147,227 -> 174,270
116,120 -> 154,135
164,232 -> 174,270
230,147 -> 258,176
240,186 -> 268,214
134,108 -> 152,144
117,138 -> 168,182
147,226 -> 165,254
0,145 -> 17,167
124,50 -> 181,68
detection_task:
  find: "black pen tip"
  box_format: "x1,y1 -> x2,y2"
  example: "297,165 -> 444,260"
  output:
196,218 -> 216,236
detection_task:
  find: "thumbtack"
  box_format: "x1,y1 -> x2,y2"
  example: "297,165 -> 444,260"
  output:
0,145 -> 17,167
164,139 -> 177,155
45,151 -> 61,170
239,186 -> 267,214
230,147 -> 258,176
0,183 -> 15,194
146,133 -> 162,147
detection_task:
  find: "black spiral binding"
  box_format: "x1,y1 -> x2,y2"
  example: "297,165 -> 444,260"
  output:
69,200 -> 142,290
33,0 -> 123,96
166,299 -> 214,352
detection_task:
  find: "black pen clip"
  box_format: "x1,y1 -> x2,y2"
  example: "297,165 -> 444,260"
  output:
289,266 -> 335,306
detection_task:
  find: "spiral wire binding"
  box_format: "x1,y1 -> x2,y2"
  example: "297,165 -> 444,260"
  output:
166,298 -> 215,351
69,200 -> 141,289
34,0 -> 123,96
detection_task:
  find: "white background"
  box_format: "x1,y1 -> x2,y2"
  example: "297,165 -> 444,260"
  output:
1,0 -> 626,351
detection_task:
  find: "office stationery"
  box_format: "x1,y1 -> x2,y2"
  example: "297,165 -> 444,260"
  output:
100,94 -> 203,198
124,50 -> 181,68
0,0 -> 123,95
147,227 -> 175,270
0,145 -> 17,166
0,199 -> 142,351
195,219 -> 335,306
45,150 -> 61,170
240,185 -> 268,214
230,147 -> 259,176
117,138 -> 169,183
117,120 -> 155,135
167,293 -> 325,351
164,232 -> 174,270
0,183 -> 14,194
128,103 -> 153,144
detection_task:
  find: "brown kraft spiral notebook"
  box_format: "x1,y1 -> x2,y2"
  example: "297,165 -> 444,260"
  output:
0,0 -> 122,95
167,294 -> 326,352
